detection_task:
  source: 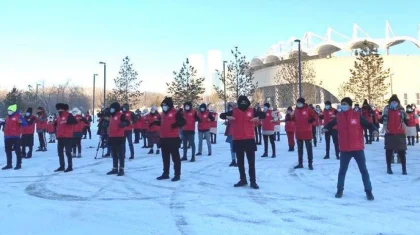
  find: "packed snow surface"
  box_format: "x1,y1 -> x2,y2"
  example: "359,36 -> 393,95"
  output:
0,125 -> 419,235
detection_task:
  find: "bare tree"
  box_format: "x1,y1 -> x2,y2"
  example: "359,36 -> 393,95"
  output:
251,88 -> 264,105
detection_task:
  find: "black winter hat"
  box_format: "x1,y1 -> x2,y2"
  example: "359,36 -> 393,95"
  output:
199,103 -> 207,110
297,97 -> 305,104
325,101 -> 332,106
263,103 -> 270,108
354,103 -> 360,107
110,102 -> 121,112
184,101 -> 193,108
55,103 -> 69,111
26,107 -> 33,114
161,97 -> 174,108
287,106 -> 293,111
363,99 -> 369,106
122,103 -> 129,110
341,97 -> 353,107
389,94 -> 400,104
406,105 -> 413,111
237,96 -> 251,107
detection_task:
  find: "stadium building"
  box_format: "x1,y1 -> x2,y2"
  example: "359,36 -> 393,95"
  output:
251,21 -> 420,108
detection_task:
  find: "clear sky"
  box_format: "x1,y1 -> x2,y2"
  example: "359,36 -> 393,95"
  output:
0,0 -> 419,93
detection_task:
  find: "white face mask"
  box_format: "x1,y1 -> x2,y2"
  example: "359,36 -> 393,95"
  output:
162,105 -> 169,112
200,108 -> 205,112
263,107 -> 268,111
151,110 -> 156,113
7,111 -> 13,115
185,106 -> 190,111
325,105 -> 331,110
110,108 -> 116,114
228,107 -> 233,111
25,112 -> 30,116
297,103 -> 303,108
408,109 -> 413,112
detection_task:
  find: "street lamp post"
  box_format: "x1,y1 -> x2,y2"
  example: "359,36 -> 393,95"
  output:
223,60 -> 227,112
294,39 -> 302,98
93,74 -> 98,123
99,62 -> 107,108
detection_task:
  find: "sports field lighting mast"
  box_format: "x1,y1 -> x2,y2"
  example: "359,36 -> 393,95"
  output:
223,60 -> 227,112
294,39 -> 302,98
99,62 -> 107,108
93,73 -> 98,123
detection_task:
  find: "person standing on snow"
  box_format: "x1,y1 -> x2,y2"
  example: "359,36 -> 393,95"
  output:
146,106 -> 161,154
292,98 -> 318,170
181,101 -> 200,162
209,108 -> 218,144
2,104 -> 26,170
253,103 -> 262,145
321,101 -> 340,160
381,95 -> 408,175
35,107 -> 48,152
54,103 -> 78,173
405,105 -> 418,146
220,96 -> 265,189
82,111 -> 92,139
196,103 -> 214,156
314,105 -> 323,144
155,97 -> 186,182
122,104 -> 137,159
411,104 -> 420,143
372,104 -> 381,142
224,102 -> 238,167
140,109 -> 149,148
272,105 -> 282,142
71,107 -> 88,158
361,100 -> 374,144
106,103 -> 130,176
322,97 -> 377,201
133,109 -> 142,144
260,103 -> 278,158
47,114 -> 56,143
284,107 -> 295,152
21,108 -> 36,159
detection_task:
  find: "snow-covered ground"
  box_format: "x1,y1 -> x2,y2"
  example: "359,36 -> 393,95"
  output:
1,123 -> 420,235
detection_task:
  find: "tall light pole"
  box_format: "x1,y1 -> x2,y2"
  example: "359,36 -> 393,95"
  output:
99,62 -> 107,108
294,39 -> 302,98
93,74 -> 98,123
35,83 -> 41,104
223,60 -> 227,112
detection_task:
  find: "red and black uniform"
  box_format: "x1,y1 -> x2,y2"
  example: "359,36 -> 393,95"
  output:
320,104 -> 339,159
139,113 -> 149,148
361,100 -> 374,144
2,111 -> 25,169
133,111 -> 143,144
181,101 -> 201,161
291,99 -> 318,169
210,111 -> 218,144
83,112 -> 92,139
54,103 -> 78,172
323,107 -> 376,198
155,98 -> 186,181
106,103 -> 129,176
21,108 -> 37,158
122,104 -> 137,159
197,103 -> 215,156
72,113 -> 88,157
146,111 -> 161,153
260,103 -> 276,157
220,96 -> 264,189
36,108 -> 48,151
253,105 -> 262,145
284,108 -> 295,151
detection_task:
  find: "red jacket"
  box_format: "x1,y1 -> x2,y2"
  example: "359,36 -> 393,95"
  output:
160,108 -> 180,138
73,115 -> 84,133
210,112 -> 218,128
323,108 -> 337,130
362,108 -> 373,123
183,110 -> 198,132
262,110 -> 275,131
56,111 -> 74,138
337,110 -> 364,152
109,111 -> 125,138
140,115 -> 148,130
85,114 -> 92,126
198,111 -> 212,131
146,113 -> 161,132
416,109 -> 420,125
36,114 -> 48,132
387,109 -> 405,135
134,115 -> 143,130
285,114 -> 295,132
4,113 -> 22,137
373,109 -> 380,124
293,105 -> 318,140
22,115 -> 36,135
47,121 -> 55,134
230,107 -> 255,141
123,111 -> 134,132
406,113 -> 416,127
224,120 -> 232,136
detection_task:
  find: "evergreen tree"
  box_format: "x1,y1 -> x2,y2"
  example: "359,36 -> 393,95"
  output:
214,46 -> 257,101
3,87 -> 24,112
111,56 -> 143,107
167,58 -> 205,106
344,42 -> 390,105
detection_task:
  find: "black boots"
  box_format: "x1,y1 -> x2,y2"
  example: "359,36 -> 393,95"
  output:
156,174 -> 170,180
171,175 -> 180,182
229,159 -> 237,167
148,149 -> 154,154
366,191 -> 374,201
2,165 -> 12,170
250,182 -> 259,189
261,153 -> 268,158
54,166 -> 65,172
181,156 -> 188,161
288,147 -> 294,152
64,166 -> 73,173
107,168 -> 118,175
234,180 -> 248,187
324,155 -> 330,159
156,149 -> 160,155
335,189 -> 343,198
308,162 -> 314,170
118,169 -> 124,176
190,156 -> 195,162
196,152 -> 202,156
294,164 -> 303,169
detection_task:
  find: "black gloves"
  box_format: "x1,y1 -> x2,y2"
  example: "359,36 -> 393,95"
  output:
308,118 -> 315,124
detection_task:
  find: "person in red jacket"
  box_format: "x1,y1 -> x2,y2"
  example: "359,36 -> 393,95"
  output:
122,103 -> 137,159
35,107 -> 48,152
314,105 -> 323,144
71,107 -> 88,158
21,108 -> 37,159
405,105 -> 418,146
54,103 -> 78,173
147,106 -> 161,154
292,98 -> 318,170
106,102 -> 130,176
361,100 -> 374,144
47,114 -> 57,143
140,109 -> 149,148
133,109 -> 142,144
322,97 -> 377,201
220,96 -> 264,189
2,104 -> 27,170
197,103 -> 215,156
224,102 -> 237,167
209,109 -> 218,144
260,103 -> 278,158
82,111 -> 92,139
284,107 -> 295,152
412,103 -> 420,143
155,97 -> 186,182
372,105 -> 381,142
181,101 -> 201,162
381,95 -> 408,175
321,101 -> 340,159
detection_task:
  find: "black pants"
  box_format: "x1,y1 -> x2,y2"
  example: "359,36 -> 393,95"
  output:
275,132 -> 280,141
134,129 -> 141,143
254,126 -> 262,144
182,132 -> 195,157
386,149 -> 407,170
325,129 -> 339,158
125,131 -> 134,157
111,139 -> 125,169
161,138 -> 181,176
21,134 -> 34,156
5,138 -> 22,167
72,137 -> 82,154
312,126 -> 317,146
83,126 -> 91,139
364,128 -> 373,143
237,150 -> 256,182
210,133 -> 217,144
141,130 -> 147,147
38,132 -> 47,149
263,134 -> 276,155
57,138 -> 73,168
297,139 -> 313,165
